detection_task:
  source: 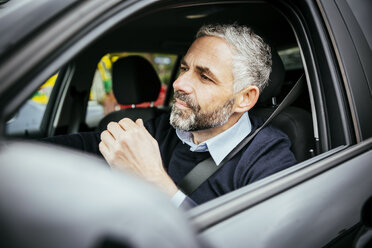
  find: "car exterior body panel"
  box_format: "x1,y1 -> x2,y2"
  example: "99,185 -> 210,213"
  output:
198,138 -> 372,247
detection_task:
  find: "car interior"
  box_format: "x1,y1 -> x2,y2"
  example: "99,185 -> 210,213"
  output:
5,1 -> 324,201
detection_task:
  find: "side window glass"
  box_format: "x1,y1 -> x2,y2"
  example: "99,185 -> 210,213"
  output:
5,74 -> 58,137
85,53 -> 177,128
278,47 -> 309,109
278,47 -> 303,71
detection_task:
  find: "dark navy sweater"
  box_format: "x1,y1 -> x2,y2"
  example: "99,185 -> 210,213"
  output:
46,113 -> 296,205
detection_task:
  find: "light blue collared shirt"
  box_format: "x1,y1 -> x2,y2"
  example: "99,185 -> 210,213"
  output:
171,112 -> 252,207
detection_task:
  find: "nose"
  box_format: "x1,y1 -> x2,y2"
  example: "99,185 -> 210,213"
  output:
173,72 -> 193,94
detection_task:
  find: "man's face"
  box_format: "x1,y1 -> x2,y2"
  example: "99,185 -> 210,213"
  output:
170,36 -> 236,131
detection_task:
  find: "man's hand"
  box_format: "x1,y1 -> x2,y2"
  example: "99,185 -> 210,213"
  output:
99,118 -> 178,197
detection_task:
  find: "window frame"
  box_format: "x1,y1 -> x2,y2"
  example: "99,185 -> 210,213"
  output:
187,0 -> 356,228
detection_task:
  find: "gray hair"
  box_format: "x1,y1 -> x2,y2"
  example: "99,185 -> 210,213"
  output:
196,24 -> 272,93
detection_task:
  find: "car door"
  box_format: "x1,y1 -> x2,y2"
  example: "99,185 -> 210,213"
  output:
190,0 -> 372,247
191,138 -> 372,248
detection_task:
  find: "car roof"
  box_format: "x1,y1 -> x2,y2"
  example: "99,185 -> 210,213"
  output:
0,0 -> 78,56
0,1 -> 296,63
94,1 -> 296,56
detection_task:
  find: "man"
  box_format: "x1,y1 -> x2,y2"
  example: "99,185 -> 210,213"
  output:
48,24 -> 296,207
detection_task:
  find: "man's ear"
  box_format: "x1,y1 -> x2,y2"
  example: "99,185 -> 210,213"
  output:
234,85 -> 260,113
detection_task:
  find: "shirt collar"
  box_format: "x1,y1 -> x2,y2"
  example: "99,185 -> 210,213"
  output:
175,112 -> 252,166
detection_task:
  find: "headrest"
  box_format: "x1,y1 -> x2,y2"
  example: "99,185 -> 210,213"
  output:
257,47 -> 285,105
112,56 -> 162,105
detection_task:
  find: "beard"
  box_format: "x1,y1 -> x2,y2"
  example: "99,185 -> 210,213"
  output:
170,91 -> 235,131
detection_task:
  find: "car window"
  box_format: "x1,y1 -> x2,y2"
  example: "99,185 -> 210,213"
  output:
85,53 -> 177,128
278,47 -> 303,70
5,74 -> 58,137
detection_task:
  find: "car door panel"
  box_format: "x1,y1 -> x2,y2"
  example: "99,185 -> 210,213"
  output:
199,139 -> 372,248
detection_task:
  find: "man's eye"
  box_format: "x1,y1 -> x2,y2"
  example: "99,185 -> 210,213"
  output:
201,74 -> 212,82
180,66 -> 188,72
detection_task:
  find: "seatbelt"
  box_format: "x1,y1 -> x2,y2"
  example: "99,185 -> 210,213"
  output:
177,74 -> 306,196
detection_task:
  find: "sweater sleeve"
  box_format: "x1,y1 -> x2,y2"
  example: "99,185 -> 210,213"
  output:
41,114 -> 168,157
42,131 -> 102,156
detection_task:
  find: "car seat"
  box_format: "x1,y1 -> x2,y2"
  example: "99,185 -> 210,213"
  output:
98,55 -> 167,131
251,48 -> 315,162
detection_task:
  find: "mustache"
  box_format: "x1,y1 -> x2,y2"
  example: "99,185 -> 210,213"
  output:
173,91 -> 199,111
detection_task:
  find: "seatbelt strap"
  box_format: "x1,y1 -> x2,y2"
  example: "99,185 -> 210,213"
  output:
177,74 -> 306,195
